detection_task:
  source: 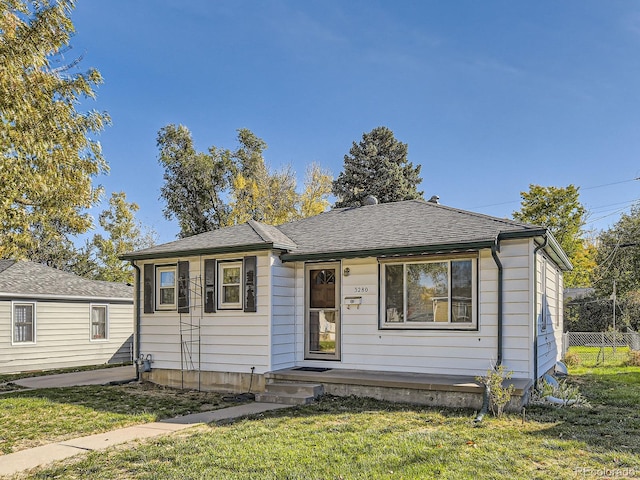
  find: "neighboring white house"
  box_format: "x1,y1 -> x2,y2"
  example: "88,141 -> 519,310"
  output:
123,199 -> 571,407
0,260 -> 134,374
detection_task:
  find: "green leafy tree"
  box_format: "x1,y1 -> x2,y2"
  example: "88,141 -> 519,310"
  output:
593,204 -> 640,298
0,0 -> 110,260
159,126 -> 333,234
566,292 -> 640,332
23,222 -> 97,275
332,126 -> 423,207
157,124 -> 233,237
91,192 -> 157,283
513,184 -> 591,288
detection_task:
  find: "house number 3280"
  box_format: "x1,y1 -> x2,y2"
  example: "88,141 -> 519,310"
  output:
354,287 -> 368,293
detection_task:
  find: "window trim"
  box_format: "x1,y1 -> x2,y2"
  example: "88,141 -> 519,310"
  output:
12,301 -> 36,345
90,304 -> 109,341
156,265 -> 177,310
379,256 -> 478,330
218,260 -> 243,310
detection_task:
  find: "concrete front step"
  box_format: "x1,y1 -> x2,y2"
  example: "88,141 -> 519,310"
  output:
254,391 -> 316,405
255,382 -> 324,405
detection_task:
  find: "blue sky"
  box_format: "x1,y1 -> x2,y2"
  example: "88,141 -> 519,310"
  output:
69,1 -> 640,244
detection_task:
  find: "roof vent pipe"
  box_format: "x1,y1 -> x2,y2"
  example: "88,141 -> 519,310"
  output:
428,195 -> 440,204
362,195 -> 379,206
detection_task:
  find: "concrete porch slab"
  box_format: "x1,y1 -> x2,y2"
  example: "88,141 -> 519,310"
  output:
266,367 -> 532,410
267,367 -> 532,395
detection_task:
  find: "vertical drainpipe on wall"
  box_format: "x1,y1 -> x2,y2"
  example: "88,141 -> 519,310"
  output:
130,261 -> 142,381
477,236 -> 504,423
491,236 -> 503,366
533,235 -> 548,383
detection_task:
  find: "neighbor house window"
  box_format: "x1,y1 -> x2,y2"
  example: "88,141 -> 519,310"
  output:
91,305 -> 108,340
13,302 -> 35,343
218,261 -> 242,309
156,265 -> 177,309
381,257 -> 477,329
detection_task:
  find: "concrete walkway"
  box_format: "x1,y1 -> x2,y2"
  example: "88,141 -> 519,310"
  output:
12,365 -> 137,389
1,367 -> 292,477
0,402 -> 291,477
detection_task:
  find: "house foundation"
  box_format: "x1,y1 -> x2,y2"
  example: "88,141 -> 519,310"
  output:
141,368 -> 265,393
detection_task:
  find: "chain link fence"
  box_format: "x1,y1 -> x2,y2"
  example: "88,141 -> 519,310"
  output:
563,332 -> 640,367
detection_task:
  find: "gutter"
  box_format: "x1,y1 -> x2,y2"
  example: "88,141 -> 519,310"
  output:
130,261 -> 142,381
490,236 -> 503,366
476,235 -> 504,423
0,293 -> 132,303
281,240 -> 495,262
121,242 -> 275,261
533,235 -> 548,383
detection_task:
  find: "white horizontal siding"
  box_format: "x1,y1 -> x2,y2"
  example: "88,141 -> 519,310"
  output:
0,300 -> 133,374
270,255 -> 296,370
493,241 -> 534,378
135,240 -> 547,382
286,244 -> 533,379
137,252 -> 271,375
537,252 -> 563,376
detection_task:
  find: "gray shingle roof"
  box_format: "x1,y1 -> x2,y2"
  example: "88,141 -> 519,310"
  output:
124,220 -> 297,260
0,260 -> 133,300
0,259 -> 15,274
123,199 -> 558,264
278,199 -> 544,258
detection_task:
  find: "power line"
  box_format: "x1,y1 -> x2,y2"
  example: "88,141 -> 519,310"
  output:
587,198 -> 640,213
582,177 -> 640,191
472,177 -> 640,213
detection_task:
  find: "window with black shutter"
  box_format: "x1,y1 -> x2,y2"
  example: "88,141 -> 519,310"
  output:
204,259 -> 216,313
177,261 -> 190,313
244,256 -> 257,313
143,264 -> 154,314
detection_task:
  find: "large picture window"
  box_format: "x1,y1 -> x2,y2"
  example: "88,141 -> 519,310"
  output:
156,265 -> 177,310
381,257 -> 477,329
218,261 -> 243,309
13,302 -> 35,343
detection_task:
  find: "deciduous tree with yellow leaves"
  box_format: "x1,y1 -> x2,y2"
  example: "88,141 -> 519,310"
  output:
0,0 -> 110,260
158,126 -> 332,237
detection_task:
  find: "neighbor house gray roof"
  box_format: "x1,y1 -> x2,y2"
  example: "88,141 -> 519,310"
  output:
0,260 -> 133,301
122,199 -> 571,269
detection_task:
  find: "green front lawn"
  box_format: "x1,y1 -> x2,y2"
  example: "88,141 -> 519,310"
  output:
566,345 -> 631,367
19,366 -> 640,480
0,382 -> 236,455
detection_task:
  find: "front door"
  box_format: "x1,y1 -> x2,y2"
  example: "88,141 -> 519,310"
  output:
305,263 -> 340,360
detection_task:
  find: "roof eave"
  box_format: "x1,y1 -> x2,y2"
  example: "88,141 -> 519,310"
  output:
498,228 -> 572,271
498,228 -> 548,240
280,240 -> 497,262
0,293 -> 133,302
121,242 -> 279,261
535,232 -> 573,271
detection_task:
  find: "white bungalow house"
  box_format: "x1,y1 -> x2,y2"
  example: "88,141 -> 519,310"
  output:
0,260 -> 134,374
122,199 -> 571,408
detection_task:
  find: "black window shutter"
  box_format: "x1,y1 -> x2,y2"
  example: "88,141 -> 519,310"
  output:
177,261 -> 190,313
143,264 -> 154,314
204,259 -> 216,313
244,256 -> 257,313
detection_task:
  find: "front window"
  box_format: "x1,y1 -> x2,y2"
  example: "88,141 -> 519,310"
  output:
91,305 -> 108,340
13,303 -> 35,343
381,258 -> 476,329
156,266 -> 176,309
219,261 -> 242,309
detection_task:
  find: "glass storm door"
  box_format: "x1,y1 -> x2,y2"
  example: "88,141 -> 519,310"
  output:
306,263 -> 340,360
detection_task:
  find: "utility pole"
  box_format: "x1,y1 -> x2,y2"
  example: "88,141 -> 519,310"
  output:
612,280 -> 617,354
